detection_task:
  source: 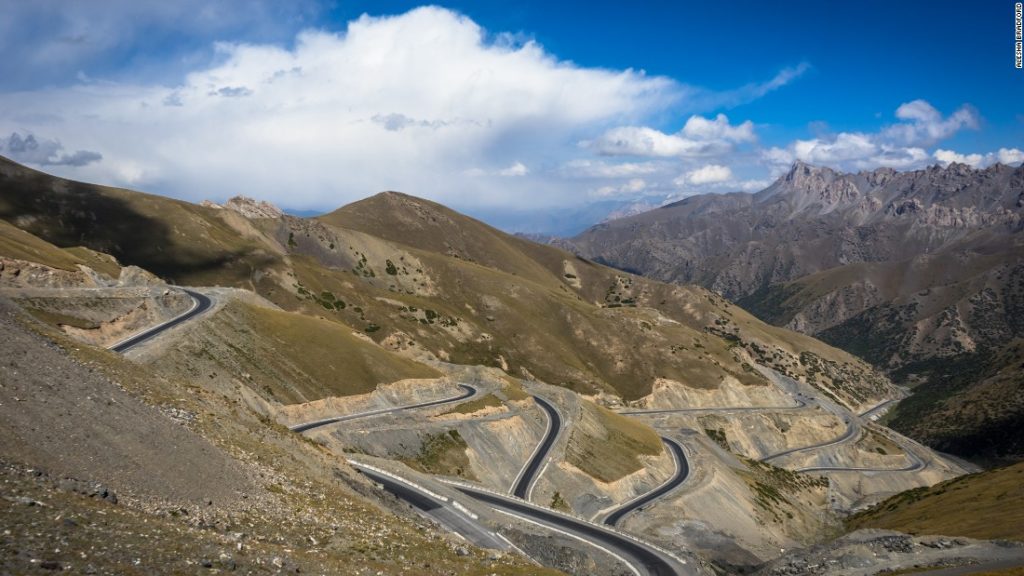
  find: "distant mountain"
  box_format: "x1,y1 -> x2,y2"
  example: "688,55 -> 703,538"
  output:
567,161 -> 1024,464
463,198 -> 661,237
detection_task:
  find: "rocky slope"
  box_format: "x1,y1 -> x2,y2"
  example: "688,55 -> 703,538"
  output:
567,161 -> 1024,464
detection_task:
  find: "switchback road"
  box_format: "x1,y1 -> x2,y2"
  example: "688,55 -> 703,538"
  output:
108,288 -> 212,353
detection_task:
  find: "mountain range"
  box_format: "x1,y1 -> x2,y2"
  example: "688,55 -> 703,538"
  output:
567,160 -> 1024,465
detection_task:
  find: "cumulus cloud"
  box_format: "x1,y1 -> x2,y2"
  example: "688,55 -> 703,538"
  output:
683,164 -> 733,185
0,6 -> 684,209
934,147 -> 1024,168
886,100 -> 979,146
585,113 -> 755,158
1,132 -> 102,167
762,100 -> 983,172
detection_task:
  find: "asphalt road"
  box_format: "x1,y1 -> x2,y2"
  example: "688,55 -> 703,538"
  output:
451,483 -> 693,576
858,398 -> 899,420
621,398 -> 806,416
351,463 -> 509,551
761,414 -> 860,462
796,427 -> 926,473
289,383 -> 477,433
603,437 -> 689,527
510,395 -> 561,500
108,288 -> 212,353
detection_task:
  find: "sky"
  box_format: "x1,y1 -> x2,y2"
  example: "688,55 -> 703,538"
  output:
0,1 -> 1021,234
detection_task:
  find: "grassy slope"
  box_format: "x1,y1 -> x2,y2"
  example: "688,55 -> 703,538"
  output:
312,192 -> 893,405
565,400 -> 664,483
0,218 -> 121,278
847,461 -> 1024,541
151,298 -> 440,405
0,156 -> 280,286
0,157 -> 894,407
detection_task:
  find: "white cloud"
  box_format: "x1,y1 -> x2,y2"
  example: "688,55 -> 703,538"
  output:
763,100 -> 984,172
0,7 -> 685,210
997,148 -> 1024,165
886,100 -> 979,146
684,164 -> 733,185
934,149 -> 984,167
680,114 -> 756,143
934,147 -> 1024,168
585,113 -> 755,158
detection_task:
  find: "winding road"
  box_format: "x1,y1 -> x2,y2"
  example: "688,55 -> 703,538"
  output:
602,437 -> 689,527
348,461 -> 511,551
289,383 -> 477,433
795,424 -> 927,473
108,288 -> 212,353
760,416 -> 860,462
620,398 -> 806,416
510,395 -> 561,500
446,480 -> 695,576
104,285 -> 929,575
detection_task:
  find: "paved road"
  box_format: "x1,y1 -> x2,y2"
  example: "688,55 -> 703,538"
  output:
510,395 -> 561,500
796,426 -> 926,473
761,416 -> 859,462
289,384 -> 477,433
108,288 -> 212,353
603,437 -> 689,527
621,398 -> 806,416
449,482 -> 694,576
350,462 -> 509,551
858,398 -> 899,420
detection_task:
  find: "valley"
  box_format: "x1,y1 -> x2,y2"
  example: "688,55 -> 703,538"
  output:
2,156 -> 1020,575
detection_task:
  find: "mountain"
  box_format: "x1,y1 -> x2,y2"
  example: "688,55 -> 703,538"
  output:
567,160 -> 1024,464
0,157 -> 893,408
1,155 -> 1001,573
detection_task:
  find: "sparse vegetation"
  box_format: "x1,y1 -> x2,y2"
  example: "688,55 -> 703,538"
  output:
566,400 -> 663,483
152,299 -> 438,404
704,428 -> 730,452
848,461 -> 1024,541
403,430 -> 476,480
445,393 -> 502,415
550,491 -> 570,512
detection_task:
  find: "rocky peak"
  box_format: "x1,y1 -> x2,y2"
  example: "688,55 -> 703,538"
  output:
785,160 -> 836,182
769,161 -> 860,212
204,196 -> 284,219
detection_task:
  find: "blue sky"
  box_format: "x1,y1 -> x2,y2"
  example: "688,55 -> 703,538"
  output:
0,1 -> 1020,233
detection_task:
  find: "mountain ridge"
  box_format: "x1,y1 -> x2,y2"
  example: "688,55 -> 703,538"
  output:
566,160 -> 1024,464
